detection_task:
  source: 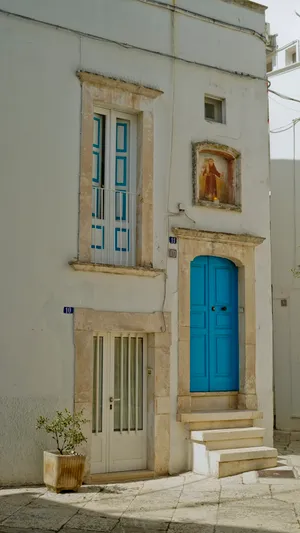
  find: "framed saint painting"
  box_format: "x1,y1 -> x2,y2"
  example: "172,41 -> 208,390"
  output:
192,141 -> 241,210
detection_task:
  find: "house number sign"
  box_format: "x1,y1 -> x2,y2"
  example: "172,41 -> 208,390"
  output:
63,307 -> 74,314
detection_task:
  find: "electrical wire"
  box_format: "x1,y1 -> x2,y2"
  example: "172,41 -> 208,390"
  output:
270,123 -> 294,134
269,117 -> 300,134
0,8 -> 266,82
134,0 -> 267,43
269,94 -> 300,113
269,89 -> 300,104
270,120 -> 294,130
160,1 -> 176,333
293,121 -> 296,268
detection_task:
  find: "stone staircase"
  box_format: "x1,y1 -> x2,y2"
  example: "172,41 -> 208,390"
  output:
178,409 -> 278,478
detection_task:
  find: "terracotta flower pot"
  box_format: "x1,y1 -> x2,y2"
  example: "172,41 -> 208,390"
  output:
43,451 -> 86,493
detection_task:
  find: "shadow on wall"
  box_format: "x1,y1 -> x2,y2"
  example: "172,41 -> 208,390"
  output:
270,159 -> 300,431
270,159 -> 300,271
0,479 -> 299,533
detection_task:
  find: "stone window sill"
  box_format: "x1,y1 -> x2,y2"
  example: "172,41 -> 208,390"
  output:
69,260 -> 165,278
195,200 -> 242,212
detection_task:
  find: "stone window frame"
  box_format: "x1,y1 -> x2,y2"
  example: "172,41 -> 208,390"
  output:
74,308 -> 171,480
73,71 -> 163,272
174,227 -> 264,415
192,141 -> 241,212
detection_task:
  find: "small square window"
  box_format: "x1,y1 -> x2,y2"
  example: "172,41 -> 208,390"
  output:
204,96 -> 225,123
285,45 -> 297,66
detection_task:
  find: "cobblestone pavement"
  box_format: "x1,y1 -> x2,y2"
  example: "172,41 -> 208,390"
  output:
1,441 -> 300,533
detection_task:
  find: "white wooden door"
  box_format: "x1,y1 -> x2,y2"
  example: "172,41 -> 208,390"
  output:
91,333 -> 147,474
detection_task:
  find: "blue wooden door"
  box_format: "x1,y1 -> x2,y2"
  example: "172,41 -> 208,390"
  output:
190,256 -> 239,392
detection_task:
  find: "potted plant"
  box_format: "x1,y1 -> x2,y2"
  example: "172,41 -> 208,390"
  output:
36,408 -> 88,493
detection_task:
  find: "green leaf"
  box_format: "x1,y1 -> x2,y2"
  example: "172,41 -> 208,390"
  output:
36,409 -> 89,454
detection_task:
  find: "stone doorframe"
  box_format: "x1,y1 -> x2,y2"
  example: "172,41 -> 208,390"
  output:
173,227 -> 264,414
73,308 -> 171,480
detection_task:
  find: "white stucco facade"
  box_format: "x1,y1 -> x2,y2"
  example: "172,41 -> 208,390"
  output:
0,0 -> 272,485
267,1 -> 300,433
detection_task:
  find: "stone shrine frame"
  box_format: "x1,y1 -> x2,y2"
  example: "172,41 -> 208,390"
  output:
192,141 -> 241,211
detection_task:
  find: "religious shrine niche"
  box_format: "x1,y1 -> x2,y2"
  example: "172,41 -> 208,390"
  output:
192,141 -> 241,210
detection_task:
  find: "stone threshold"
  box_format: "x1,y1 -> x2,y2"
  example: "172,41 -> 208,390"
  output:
88,470 -> 156,484
70,260 -> 165,277
190,391 -> 238,397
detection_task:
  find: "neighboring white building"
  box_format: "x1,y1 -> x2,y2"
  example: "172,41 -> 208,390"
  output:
0,0 -> 275,485
267,8 -> 300,434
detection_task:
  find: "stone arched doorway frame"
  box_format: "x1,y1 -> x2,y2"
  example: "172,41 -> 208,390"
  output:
173,227 -> 264,414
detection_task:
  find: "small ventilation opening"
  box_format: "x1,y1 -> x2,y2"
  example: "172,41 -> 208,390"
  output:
204,96 -> 225,124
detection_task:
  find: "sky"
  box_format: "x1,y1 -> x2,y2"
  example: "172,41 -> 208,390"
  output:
263,0 -> 300,47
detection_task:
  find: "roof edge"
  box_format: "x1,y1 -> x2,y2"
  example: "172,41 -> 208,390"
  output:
219,0 -> 267,14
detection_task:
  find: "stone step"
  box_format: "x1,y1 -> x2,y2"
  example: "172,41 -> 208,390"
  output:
179,410 -> 262,430
212,446 -> 277,462
192,444 -> 278,478
219,457 -> 278,478
179,410 -> 263,423
189,419 -> 254,430
191,392 -> 238,411
191,426 -> 265,441
191,427 -> 265,451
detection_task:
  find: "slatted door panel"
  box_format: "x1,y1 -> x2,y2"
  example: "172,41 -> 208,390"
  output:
109,333 -> 147,472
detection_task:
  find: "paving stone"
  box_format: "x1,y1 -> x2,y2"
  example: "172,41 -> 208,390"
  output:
217,498 -> 299,532
119,513 -> 170,531
172,504 -> 217,525
220,484 -> 270,502
64,512 -> 118,532
242,471 -> 258,484
113,525 -> 167,533
4,468 -> 300,533
107,482 -> 144,494
169,524 -> 214,533
271,485 -> 300,503
0,488 -> 45,523
128,490 -> 180,512
178,490 -> 219,506
0,488 -> 44,509
215,526 -> 300,533
0,503 -> 28,524
135,488 -> 181,500
220,475 -> 243,486
287,454 -> 300,467
1,503 -> 77,531
182,479 -> 220,493
81,497 -> 134,516
91,492 -> 134,502
39,488 -> 98,504
62,529 -> 114,533
128,499 -> 178,512
292,502 -> 300,517
139,477 -> 183,494
180,472 -> 208,483
0,488 -> 46,497
0,528 -> 54,533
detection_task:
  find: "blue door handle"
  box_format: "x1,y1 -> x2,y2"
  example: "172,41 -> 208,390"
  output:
221,306 -> 227,311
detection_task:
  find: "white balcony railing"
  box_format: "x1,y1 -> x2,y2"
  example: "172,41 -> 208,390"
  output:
91,187 -> 137,267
